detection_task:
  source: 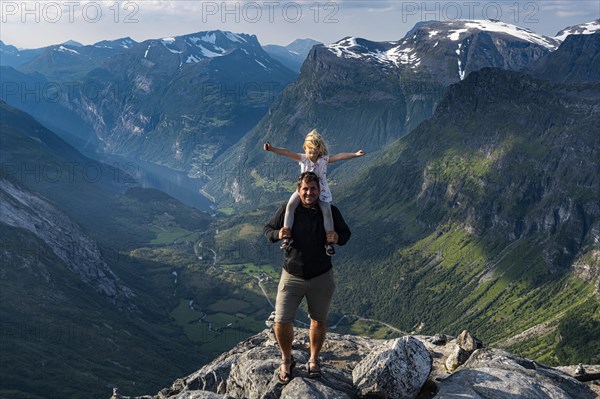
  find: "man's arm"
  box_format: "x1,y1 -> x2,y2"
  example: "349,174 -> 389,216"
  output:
263,204 -> 286,243
331,206 -> 351,246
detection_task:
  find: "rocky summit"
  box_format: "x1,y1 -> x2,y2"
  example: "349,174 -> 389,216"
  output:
110,328 -> 599,399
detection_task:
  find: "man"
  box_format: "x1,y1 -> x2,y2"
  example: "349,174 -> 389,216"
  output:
263,171 -> 351,384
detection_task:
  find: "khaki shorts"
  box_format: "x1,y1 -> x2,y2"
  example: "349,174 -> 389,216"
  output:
274,268 -> 335,324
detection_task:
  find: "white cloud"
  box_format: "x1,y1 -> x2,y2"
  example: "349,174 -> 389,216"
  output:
556,10 -> 590,18
539,0 -> 599,16
1,0 -> 597,49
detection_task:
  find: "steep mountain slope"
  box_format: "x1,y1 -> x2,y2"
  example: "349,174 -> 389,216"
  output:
0,102 -> 219,398
0,177 -> 133,306
58,30 -> 296,173
0,66 -> 99,152
333,68 -> 600,365
263,38 -> 321,72
204,20 -> 560,207
533,31 -> 600,83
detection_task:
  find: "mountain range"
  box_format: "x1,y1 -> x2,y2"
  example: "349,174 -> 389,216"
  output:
204,20 -> 596,207
1,31 -> 297,174
1,18 -> 599,399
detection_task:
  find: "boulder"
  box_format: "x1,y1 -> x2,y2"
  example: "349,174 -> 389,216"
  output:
352,336 -> 432,399
445,330 -> 480,371
435,348 -> 598,399
444,343 -> 470,372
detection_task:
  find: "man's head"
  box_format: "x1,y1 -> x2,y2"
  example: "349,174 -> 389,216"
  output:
296,172 -> 320,207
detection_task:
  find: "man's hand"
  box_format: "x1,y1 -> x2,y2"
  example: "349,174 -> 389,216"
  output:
326,231 -> 339,244
279,227 -> 291,240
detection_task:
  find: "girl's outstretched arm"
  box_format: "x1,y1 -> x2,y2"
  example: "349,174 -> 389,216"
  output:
329,150 -> 365,163
264,142 -> 302,162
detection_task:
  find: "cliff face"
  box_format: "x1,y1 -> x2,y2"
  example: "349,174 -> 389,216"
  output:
0,178 -> 134,306
112,328 -> 599,399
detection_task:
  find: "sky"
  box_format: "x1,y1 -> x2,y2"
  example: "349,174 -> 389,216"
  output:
1,0 -> 599,49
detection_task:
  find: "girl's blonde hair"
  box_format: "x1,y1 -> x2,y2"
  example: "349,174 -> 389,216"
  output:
303,129 -> 329,156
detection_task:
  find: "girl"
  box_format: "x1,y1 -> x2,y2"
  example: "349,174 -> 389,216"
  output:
264,129 -> 365,256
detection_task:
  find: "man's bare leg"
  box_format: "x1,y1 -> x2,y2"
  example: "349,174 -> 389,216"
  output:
309,319 -> 326,375
274,322 -> 294,379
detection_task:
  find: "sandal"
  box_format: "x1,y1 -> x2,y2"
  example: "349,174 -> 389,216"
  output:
307,359 -> 322,378
277,356 -> 296,384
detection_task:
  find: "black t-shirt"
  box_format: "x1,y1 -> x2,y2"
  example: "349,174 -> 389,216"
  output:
264,203 -> 351,279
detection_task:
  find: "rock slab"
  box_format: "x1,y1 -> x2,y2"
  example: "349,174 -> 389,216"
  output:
352,336 -> 432,399
436,348 -> 598,399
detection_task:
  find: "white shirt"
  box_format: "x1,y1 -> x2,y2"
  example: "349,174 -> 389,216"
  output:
299,154 -> 332,202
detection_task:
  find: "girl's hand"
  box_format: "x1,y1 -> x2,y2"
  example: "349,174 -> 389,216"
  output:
279,227 -> 292,239
356,150 -> 365,156
264,142 -> 271,151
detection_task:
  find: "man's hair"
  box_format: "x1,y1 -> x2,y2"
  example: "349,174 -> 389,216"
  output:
296,171 -> 320,190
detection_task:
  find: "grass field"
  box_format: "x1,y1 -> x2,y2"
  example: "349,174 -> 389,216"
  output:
150,226 -> 196,245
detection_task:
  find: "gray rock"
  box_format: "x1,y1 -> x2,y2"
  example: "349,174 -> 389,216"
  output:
120,330 -> 596,399
444,330 -> 480,372
280,378 -> 354,399
171,392 -> 228,399
456,330 -> 479,352
428,334 -> 452,345
352,336 -> 432,399
444,343 -> 471,372
436,348 -> 598,399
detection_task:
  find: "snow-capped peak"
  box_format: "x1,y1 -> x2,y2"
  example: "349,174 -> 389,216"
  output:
555,19 -> 600,42
446,20 -> 559,49
324,37 -> 421,69
141,30 -> 262,65
324,19 -> 560,67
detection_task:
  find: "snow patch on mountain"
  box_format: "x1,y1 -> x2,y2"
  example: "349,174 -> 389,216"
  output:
202,46 -> 223,57
325,37 -> 424,69
447,20 -> 559,49
201,33 -> 217,44
57,45 -> 79,54
457,43 -> 466,80
387,46 -> 421,67
255,59 -> 270,70
325,37 -> 367,59
555,19 -> 600,42
120,39 -> 135,48
186,54 -> 201,63
224,32 -> 247,43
